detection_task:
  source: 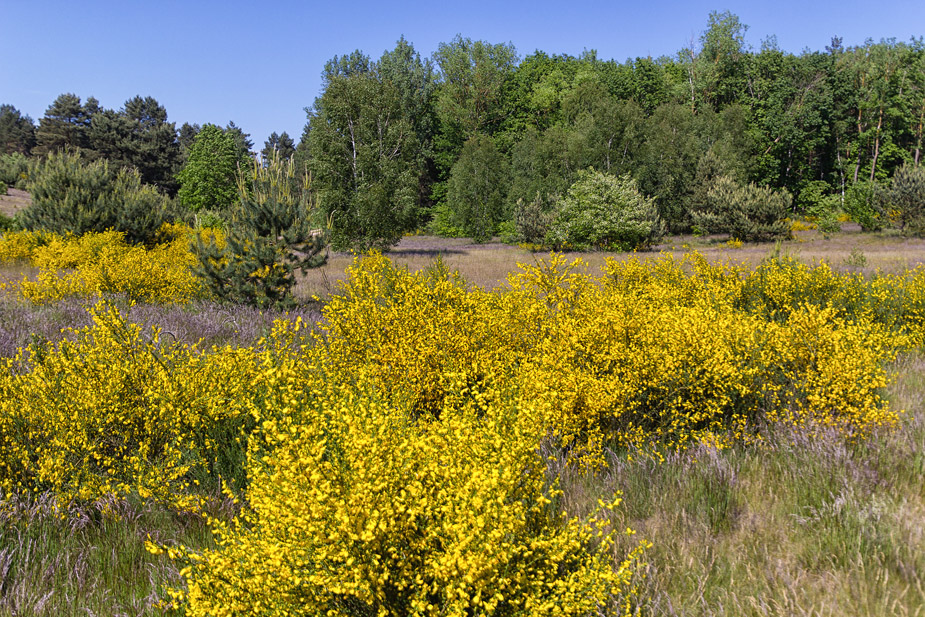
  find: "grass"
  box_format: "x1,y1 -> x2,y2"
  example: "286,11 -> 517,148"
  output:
550,353 -> 925,617
0,494 -> 232,617
1,231 -> 925,615
293,227 -> 925,299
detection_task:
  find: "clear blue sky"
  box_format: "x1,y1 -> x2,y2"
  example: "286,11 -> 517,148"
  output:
2,0 -> 923,150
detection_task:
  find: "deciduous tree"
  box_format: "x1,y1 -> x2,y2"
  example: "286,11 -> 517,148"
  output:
176,124 -> 241,212
308,60 -> 421,249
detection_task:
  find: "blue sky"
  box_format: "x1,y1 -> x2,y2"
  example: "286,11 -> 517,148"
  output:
2,0 -> 923,150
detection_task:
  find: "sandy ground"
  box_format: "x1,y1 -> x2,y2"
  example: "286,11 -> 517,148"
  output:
0,188 -> 31,218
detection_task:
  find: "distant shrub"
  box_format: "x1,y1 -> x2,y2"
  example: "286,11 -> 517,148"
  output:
195,209 -> 227,231
692,175 -> 791,242
0,152 -> 29,188
0,180 -> 6,196
426,202 -> 467,237
886,164 -> 925,236
844,180 -> 886,231
20,149 -> 174,245
798,180 -> 841,234
547,170 -> 663,251
512,192 -> 556,245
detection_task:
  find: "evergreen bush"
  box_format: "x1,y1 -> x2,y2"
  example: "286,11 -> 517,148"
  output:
0,152 -> 30,188
194,153 -> 327,308
692,175 -> 791,242
513,192 -> 556,245
19,149 -> 173,245
887,164 -> 925,236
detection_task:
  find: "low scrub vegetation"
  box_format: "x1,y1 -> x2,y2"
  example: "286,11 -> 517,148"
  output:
0,233 -> 923,614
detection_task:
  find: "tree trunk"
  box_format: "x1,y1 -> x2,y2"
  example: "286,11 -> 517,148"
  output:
870,106 -> 884,182
914,103 -> 924,166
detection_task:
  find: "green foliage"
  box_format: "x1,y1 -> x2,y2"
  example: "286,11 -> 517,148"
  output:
194,153 -> 327,308
798,180 -> 842,233
433,36 -> 519,144
0,104 -> 36,155
178,122 -> 201,162
887,164 -> 925,236
0,211 -> 14,232
176,124 -> 241,213
513,193 -> 556,245
696,10 -> 749,109
261,131 -> 295,162
19,149 -> 173,245
89,96 -> 181,194
33,93 -> 99,156
445,134 -> 509,242
195,210 -> 227,231
844,180 -> 886,231
0,152 -> 30,188
637,103 -> 704,232
547,169 -> 663,250
427,203 -> 466,237
225,121 -> 254,161
308,64 -> 422,250
693,175 -> 792,242
0,152 -> 29,188
508,126 -> 581,213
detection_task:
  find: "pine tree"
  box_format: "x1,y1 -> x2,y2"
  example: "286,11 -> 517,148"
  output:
261,131 -> 296,162
692,175 -> 792,241
34,94 -> 98,156
0,104 -> 36,155
194,152 -> 327,308
20,149 -> 172,244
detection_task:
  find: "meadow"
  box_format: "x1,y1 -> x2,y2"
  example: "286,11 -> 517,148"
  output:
0,225 -> 923,616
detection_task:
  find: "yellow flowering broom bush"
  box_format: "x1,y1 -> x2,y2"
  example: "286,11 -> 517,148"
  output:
0,301 -> 262,510
0,224 -> 220,304
0,247 -> 915,614
317,253 -> 900,458
163,348 -> 646,617
0,229 -> 55,263
165,252 -> 900,614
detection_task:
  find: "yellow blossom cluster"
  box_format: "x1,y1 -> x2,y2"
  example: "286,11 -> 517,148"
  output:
0,229 -> 56,263
320,252 -> 901,457
0,224 -> 221,304
167,360 -> 645,616
0,301 -> 260,510
0,247 -> 915,614
164,252 -> 903,614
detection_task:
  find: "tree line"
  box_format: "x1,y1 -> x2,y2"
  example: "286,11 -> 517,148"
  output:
2,11 -> 925,249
